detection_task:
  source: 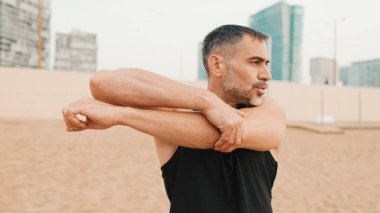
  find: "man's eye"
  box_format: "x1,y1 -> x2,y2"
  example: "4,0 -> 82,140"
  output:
252,61 -> 260,64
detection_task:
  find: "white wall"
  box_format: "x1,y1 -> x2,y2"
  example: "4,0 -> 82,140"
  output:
1,67 -> 380,122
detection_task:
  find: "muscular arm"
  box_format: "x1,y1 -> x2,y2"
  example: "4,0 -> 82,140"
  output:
119,108 -> 219,149
89,68 -> 245,146
116,96 -> 286,151
90,68 -> 212,110
63,95 -> 286,151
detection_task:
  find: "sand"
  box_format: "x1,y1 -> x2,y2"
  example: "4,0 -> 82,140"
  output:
0,119 -> 379,213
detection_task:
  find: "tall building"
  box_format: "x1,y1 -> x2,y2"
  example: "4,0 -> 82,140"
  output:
54,30 -> 97,72
310,57 -> 336,85
340,58 -> 380,88
249,1 -> 304,82
0,0 -> 51,68
197,42 -> 207,80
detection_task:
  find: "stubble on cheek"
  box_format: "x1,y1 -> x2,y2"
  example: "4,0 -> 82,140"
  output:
223,69 -> 258,105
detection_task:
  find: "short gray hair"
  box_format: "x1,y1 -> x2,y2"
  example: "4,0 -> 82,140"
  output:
202,25 -> 268,74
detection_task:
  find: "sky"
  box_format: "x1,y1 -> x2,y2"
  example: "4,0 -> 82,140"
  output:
50,0 -> 380,83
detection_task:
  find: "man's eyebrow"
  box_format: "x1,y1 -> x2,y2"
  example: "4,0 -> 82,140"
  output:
248,56 -> 270,63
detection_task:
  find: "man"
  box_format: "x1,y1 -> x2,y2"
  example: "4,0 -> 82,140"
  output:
62,25 -> 286,213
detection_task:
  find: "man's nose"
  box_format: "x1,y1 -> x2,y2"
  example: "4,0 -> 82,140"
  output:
258,67 -> 272,81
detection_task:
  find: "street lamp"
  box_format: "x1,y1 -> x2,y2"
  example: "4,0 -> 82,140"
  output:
332,17 -> 346,85
37,0 -> 43,69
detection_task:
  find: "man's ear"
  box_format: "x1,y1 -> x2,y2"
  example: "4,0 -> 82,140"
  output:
207,54 -> 225,77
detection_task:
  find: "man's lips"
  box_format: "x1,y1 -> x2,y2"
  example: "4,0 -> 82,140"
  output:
258,88 -> 266,95
259,85 -> 268,90
257,85 -> 268,95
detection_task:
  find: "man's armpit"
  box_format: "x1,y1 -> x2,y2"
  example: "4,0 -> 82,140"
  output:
154,137 -> 178,167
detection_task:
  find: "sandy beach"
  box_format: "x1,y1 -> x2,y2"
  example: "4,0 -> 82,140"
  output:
0,119 -> 379,213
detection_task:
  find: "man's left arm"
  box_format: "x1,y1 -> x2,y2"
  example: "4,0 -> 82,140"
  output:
214,96 -> 287,152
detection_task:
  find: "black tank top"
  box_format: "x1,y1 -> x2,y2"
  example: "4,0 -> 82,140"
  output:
161,147 -> 278,213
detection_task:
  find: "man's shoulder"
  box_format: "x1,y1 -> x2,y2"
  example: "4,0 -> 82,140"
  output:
239,96 -> 286,155
261,96 -> 284,110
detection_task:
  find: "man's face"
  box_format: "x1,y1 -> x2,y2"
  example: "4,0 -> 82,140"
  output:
222,34 -> 271,106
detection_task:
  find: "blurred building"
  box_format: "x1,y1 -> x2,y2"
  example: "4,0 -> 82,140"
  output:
249,1 -> 304,83
54,30 -> 97,72
197,42 -> 207,80
0,0 -> 51,68
340,58 -> 380,87
310,57 -> 336,85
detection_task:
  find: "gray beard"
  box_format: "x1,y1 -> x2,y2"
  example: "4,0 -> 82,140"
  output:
223,70 -> 257,106
250,96 -> 263,106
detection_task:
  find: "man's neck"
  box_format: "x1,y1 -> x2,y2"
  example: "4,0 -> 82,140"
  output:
207,85 -> 239,108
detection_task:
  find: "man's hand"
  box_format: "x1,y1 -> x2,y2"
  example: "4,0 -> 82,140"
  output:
201,92 -> 245,151
62,97 -> 124,131
213,138 -> 240,153
208,104 -> 243,153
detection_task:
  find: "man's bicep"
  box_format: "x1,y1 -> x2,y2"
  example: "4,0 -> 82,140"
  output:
239,97 -> 287,151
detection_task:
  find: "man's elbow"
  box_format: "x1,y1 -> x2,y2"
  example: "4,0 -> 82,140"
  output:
271,125 -> 286,149
268,100 -> 287,149
268,111 -> 287,149
276,105 -> 287,147
89,70 -> 110,100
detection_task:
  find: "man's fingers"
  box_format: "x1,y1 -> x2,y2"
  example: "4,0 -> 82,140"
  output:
236,110 -> 245,117
70,112 -> 84,126
214,132 -> 229,148
66,126 -> 80,132
62,106 -> 87,130
228,127 -> 236,144
217,142 -> 235,153
64,113 -> 80,131
215,132 -> 234,152
66,124 -> 87,132
77,119 -> 87,129
67,113 -> 82,130
214,140 -> 223,149
235,126 -> 242,145
63,114 -> 72,130
62,108 -> 73,129
214,139 -> 224,148
215,126 -> 241,152
221,144 -> 232,152
214,135 -> 237,153
225,146 -> 236,153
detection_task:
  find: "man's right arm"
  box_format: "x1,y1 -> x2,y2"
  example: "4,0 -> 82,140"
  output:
90,68 -> 213,110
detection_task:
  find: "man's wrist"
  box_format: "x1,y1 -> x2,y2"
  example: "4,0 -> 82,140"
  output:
114,106 -> 134,126
197,90 -> 219,113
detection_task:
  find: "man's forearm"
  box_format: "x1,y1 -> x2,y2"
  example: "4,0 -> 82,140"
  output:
117,107 -> 219,149
90,68 -> 214,111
